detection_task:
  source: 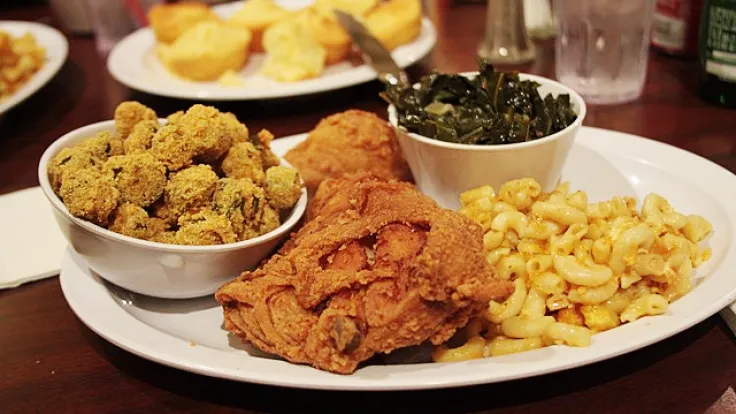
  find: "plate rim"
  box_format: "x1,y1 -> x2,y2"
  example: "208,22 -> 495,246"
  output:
106,1 -> 437,101
60,127 -> 736,391
0,21 -> 68,115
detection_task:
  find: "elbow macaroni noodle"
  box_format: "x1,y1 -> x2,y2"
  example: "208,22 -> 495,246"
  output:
433,178 -> 713,363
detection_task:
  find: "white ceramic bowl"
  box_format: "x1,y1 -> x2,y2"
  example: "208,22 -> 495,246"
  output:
38,120 -> 307,299
388,73 -> 587,210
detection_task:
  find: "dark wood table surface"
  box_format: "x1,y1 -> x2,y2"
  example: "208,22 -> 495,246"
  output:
2,3 -> 736,414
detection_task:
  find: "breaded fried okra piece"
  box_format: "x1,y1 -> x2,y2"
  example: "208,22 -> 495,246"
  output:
175,209 -> 237,245
176,104 -> 232,162
264,166 -> 301,209
59,167 -> 120,226
151,124 -> 198,171
221,112 -> 249,143
156,164 -> 218,221
109,203 -> 168,240
47,147 -> 98,193
221,141 -> 265,183
105,153 -> 167,207
240,202 -> 280,240
80,131 -> 124,159
212,177 -> 266,237
253,129 -> 280,168
124,120 -> 159,154
114,101 -> 158,139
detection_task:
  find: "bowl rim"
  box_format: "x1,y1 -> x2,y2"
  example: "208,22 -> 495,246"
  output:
387,72 -> 587,151
38,119 -> 307,254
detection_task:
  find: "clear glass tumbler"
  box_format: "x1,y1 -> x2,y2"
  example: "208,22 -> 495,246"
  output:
85,0 -> 161,56
554,0 -> 656,105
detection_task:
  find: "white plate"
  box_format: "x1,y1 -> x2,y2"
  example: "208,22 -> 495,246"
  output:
106,0 -> 437,100
60,127 -> 736,391
0,21 -> 68,115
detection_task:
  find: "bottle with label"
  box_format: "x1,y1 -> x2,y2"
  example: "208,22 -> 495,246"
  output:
699,0 -> 736,107
652,0 -> 704,58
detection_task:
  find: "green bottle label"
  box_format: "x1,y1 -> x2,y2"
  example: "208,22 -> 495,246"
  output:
703,1 -> 736,81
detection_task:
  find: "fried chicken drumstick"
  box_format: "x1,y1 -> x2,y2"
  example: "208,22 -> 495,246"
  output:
216,179 -> 513,374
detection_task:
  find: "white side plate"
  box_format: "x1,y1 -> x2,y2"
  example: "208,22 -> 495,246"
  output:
61,127 -> 736,391
0,21 -> 68,115
107,0 -> 437,100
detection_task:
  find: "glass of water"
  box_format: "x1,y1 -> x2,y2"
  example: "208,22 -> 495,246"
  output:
554,0 -> 656,105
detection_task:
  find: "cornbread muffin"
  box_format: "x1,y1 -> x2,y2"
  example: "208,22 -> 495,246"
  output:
228,0 -> 293,53
261,18 -> 326,82
365,0 -> 422,51
315,0 -> 378,16
157,21 -> 252,81
148,2 -> 220,44
299,7 -> 351,65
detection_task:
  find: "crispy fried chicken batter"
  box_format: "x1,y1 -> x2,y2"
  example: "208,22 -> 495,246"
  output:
216,179 -> 512,374
284,110 -> 412,191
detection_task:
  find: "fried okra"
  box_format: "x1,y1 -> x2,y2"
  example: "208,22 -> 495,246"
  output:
124,120 -> 158,154
176,104 -> 232,163
253,129 -> 280,169
240,202 -> 280,240
109,203 -> 168,240
48,147 -> 98,192
59,167 -> 120,226
175,209 -> 237,245
264,166 -> 301,209
151,124 -> 198,171
81,131 -> 124,159
114,101 -> 157,139
212,177 -> 267,237
159,164 -> 218,220
221,142 -> 265,183
222,112 -> 249,143
105,153 -> 167,207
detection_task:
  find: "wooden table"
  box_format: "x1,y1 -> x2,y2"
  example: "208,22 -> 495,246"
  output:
2,3 -> 735,413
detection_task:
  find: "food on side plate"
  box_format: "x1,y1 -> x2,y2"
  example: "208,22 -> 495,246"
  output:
48,101 -> 302,246
365,0 -> 422,51
0,29 -> 46,100
260,17 -> 326,82
147,2 -> 221,44
149,0 -> 423,83
216,178 -> 514,374
382,59 -> 578,145
284,110 -> 412,191
228,0 -> 293,53
157,21 -> 252,81
432,178 -> 713,362
297,6 -> 351,65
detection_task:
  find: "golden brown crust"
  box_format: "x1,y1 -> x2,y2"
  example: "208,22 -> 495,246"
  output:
284,110 -> 412,191
216,179 -> 513,374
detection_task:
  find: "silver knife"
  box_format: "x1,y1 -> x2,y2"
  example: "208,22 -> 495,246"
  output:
333,10 -> 410,88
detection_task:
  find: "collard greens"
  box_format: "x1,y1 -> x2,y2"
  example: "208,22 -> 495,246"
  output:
381,59 -> 578,145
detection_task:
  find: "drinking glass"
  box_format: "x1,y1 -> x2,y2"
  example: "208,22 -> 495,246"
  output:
85,0 -> 161,56
554,0 -> 656,105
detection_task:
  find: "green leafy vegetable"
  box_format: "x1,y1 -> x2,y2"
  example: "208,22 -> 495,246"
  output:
380,59 -> 578,145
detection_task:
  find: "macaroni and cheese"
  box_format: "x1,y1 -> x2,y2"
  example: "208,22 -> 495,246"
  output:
432,178 -> 713,362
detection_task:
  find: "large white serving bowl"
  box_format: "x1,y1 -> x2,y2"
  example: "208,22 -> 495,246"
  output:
388,73 -> 587,210
38,120 -> 307,299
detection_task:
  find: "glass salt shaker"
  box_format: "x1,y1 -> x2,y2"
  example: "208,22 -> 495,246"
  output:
478,0 -> 536,65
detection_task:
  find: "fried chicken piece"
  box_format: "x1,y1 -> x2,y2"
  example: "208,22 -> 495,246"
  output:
114,101 -> 158,139
47,147 -> 98,193
175,209 -> 237,245
308,171 -> 384,220
59,167 -> 120,226
216,179 -> 513,374
284,110 -> 412,190
151,124 -> 198,171
105,153 -> 167,207
221,142 -> 265,183
124,120 -> 158,154
264,166 -> 302,209
212,177 -> 267,237
109,203 -> 168,240
155,164 -> 218,223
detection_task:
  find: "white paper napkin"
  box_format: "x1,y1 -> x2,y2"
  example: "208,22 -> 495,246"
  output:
0,187 -> 67,289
